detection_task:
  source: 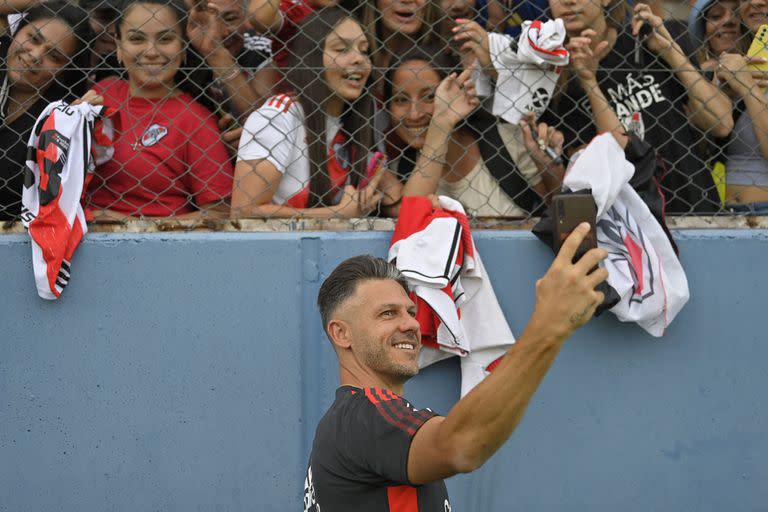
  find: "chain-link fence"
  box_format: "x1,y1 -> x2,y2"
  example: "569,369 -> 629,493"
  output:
2,0 -> 768,228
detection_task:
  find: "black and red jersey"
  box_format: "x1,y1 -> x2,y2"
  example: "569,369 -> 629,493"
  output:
304,386 -> 450,511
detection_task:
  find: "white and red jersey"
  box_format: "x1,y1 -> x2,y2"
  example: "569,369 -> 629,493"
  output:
564,133 -> 689,336
477,19 -> 568,124
388,196 -> 516,396
237,94 -> 351,208
21,100 -> 110,300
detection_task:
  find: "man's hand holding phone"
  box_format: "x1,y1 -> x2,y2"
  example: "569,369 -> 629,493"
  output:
552,193 -> 598,262
530,223 -> 609,341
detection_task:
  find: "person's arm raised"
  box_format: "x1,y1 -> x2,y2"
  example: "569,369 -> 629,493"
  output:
187,3 -> 273,120
716,53 -> 768,161
406,223 -> 609,484
632,3 -> 733,138
402,66 -> 479,198
247,0 -> 282,33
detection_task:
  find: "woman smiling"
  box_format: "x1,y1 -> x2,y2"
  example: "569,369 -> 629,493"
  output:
87,0 -> 233,219
232,8 -> 402,218
0,1 -> 92,220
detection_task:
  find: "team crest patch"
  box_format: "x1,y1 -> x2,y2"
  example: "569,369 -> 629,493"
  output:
141,124 -> 168,147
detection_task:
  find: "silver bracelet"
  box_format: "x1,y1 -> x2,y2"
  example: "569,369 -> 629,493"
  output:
218,66 -> 241,83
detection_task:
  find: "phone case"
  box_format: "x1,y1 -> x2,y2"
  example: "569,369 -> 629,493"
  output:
552,193 -> 598,261
747,24 -> 768,72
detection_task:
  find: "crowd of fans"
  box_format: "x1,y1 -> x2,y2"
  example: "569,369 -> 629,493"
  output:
2,0 -> 768,222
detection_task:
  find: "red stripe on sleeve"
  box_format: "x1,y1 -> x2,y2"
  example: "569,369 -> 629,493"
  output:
374,401 -> 411,435
364,388 -> 435,436
378,394 -> 422,436
266,94 -> 294,113
364,388 -> 380,404
365,389 -> 416,436
387,485 -> 419,512
375,388 -> 392,403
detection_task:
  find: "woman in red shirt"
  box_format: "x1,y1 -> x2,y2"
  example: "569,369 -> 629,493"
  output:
88,0 -> 233,219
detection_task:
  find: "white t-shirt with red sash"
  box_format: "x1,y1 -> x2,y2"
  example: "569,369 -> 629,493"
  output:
237,94 -> 359,208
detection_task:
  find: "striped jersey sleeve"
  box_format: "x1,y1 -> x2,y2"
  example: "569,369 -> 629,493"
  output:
345,388 -> 438,485
362,388 -> 436,437
236,94 -> 302,173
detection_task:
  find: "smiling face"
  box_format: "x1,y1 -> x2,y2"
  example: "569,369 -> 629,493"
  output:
705,0 -> 741,54
6,18 -> 77,94
377,0 -> 428,36
389,58 -> 440,150
322,17 -> 372,108
739,0 -> 768,34
344,279 -> 422,385
117,2 -> 185,97
548,0 -> 608,36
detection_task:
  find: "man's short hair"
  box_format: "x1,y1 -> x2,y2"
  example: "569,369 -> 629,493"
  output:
317,255 -> 409,335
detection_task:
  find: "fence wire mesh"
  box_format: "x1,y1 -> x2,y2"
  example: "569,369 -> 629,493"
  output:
2,0 -> 767,228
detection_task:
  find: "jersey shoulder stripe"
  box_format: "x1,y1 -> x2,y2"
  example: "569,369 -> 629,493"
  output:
265,94 -> 294,113
363,388 -> 434,436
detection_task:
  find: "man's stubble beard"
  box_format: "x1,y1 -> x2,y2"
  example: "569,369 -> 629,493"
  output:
358,332 -> 420,383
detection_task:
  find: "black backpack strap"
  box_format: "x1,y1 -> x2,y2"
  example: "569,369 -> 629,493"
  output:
471,110 -> 545,216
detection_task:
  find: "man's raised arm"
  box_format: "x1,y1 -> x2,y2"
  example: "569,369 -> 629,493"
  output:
407,223 -> 609,485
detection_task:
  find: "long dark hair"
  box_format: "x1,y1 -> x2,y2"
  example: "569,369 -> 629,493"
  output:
287,8 -> 376,207
13,1 -> 93,102
115,0 -> 209,105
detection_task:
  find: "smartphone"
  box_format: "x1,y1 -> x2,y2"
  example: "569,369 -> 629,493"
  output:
552,193 -> 598,262
747,24 -> 768,73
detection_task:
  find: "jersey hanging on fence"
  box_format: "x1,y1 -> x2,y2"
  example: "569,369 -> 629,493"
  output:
21,101 -> 111,300
562,133 -> 689,336
540,24 -> 719,213
478,19 -> 569,124
388,196 -> 516,396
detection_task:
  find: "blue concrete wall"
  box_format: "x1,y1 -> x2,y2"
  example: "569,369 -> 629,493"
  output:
1,230 -> 766,511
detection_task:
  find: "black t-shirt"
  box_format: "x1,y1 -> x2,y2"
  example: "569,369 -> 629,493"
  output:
542,24 -> 721,214
0,101 -> 48,221
0,34 -> 76,221
305,386 -> 450,512
1,34 -> 45,221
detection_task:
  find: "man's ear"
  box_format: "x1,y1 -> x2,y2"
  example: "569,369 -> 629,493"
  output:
327,319 -> 352,350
